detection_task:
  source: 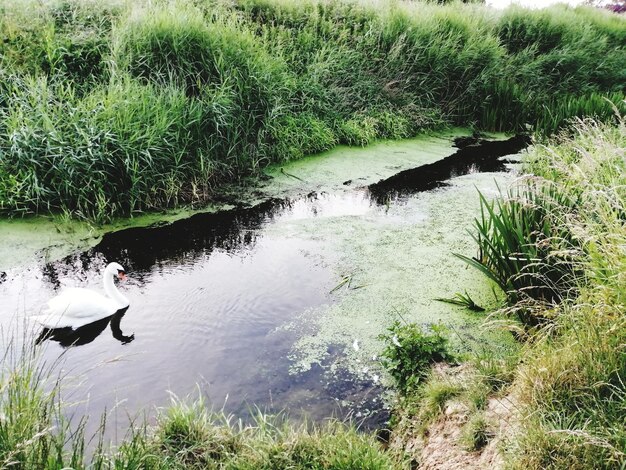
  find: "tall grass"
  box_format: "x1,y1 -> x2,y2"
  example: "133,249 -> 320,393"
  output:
456,180 -> 583,325
0,331 -> 89,468
0,0 -> 625,220
388,114 -> 626,468
459,115 -> 626,467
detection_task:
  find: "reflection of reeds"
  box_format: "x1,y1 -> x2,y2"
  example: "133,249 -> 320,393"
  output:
1,0 -> 624,220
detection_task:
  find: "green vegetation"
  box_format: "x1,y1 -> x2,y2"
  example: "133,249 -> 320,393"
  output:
0,0 -> 624,220
0,339 -> 398,469
379,321 -> 452,393
435,290 -> 486,312
501,117 -> 626,469
455,181 -> 582,319
0,337 -> 88,468
460,412 -> 490,452
1,0 -> 626,467
388,116 -> 626,468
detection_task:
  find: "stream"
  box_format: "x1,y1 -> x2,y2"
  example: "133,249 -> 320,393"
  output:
0,132 -> 528,439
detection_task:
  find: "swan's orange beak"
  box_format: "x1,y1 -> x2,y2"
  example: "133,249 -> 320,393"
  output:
118,272 -> 127,281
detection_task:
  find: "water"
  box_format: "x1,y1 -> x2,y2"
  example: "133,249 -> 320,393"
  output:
0,134 -> 528,437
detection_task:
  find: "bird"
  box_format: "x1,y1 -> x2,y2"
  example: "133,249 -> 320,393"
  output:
34,262 -> 130,329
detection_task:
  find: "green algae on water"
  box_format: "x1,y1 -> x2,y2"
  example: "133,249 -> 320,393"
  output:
0,205 -> 231,271
275,171 -> 519,381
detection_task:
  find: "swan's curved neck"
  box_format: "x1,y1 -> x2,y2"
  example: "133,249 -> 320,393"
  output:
103,272 -> 129,308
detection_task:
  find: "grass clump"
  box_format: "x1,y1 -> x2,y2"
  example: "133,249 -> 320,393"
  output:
0,334 -> 402,469
112,406 -> 405,469
0,335 -> 90,468
460,412 -> 491,452
413,376 -> 465,429
455,181 -> 582,320
435,290 -> 485,312
472,344 -> 519,393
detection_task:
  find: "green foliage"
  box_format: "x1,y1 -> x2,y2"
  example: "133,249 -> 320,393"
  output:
269,113 -> 337,161
0,336 -> 87,468
472,345 -> 519,392
0,335 -> 401,469
435,290 -> 485,312
110,408 -> 404,468
417,378 -> 464,426
461,117 -> 626,467
379,321 -> 452,393
0,0 -> 625,219
456,181 -> 582,325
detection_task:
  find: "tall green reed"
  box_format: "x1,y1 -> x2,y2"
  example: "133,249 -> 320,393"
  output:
461,116 -> 626,467
1,0 -> 624,219
457,179 -> 583,324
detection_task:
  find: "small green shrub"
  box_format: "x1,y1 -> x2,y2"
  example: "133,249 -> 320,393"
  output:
337,116 -> 379,147
379,321 -> 453,393
268,113 -> 337,161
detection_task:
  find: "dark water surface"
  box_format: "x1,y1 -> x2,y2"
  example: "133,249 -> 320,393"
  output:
0,135 -> 528,437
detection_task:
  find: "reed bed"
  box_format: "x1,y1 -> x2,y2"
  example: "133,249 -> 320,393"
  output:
0,0 -> 624,220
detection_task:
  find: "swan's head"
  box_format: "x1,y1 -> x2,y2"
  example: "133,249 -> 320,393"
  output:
106,262 -> 127,281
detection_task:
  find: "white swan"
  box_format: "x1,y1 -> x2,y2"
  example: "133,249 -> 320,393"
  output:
35,262 -> 130,329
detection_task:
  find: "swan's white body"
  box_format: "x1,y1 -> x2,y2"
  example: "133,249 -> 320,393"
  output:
35,262 -> 129,329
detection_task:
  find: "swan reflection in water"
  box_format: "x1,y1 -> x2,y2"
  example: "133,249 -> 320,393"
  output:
36,307 -> 134,348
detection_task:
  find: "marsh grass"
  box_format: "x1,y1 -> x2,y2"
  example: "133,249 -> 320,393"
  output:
0,0 -> 625,219
434,291 -> 485,312
456,180 -> 583,325
389,116 -> 626,466
0,329 -> 87,468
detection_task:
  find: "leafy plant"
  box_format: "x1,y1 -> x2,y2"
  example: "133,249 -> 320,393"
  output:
379,321 -> 453,393
455,181 -> 583,325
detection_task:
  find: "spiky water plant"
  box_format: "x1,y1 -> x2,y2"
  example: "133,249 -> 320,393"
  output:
456,178 -> 583,325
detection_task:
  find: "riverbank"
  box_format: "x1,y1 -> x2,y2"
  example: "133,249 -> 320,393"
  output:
389,116 -> 626,469
1,0 -> 625,467
1,0 -> 624,220
1,131 -> 523,456
0,129 -> 475,270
